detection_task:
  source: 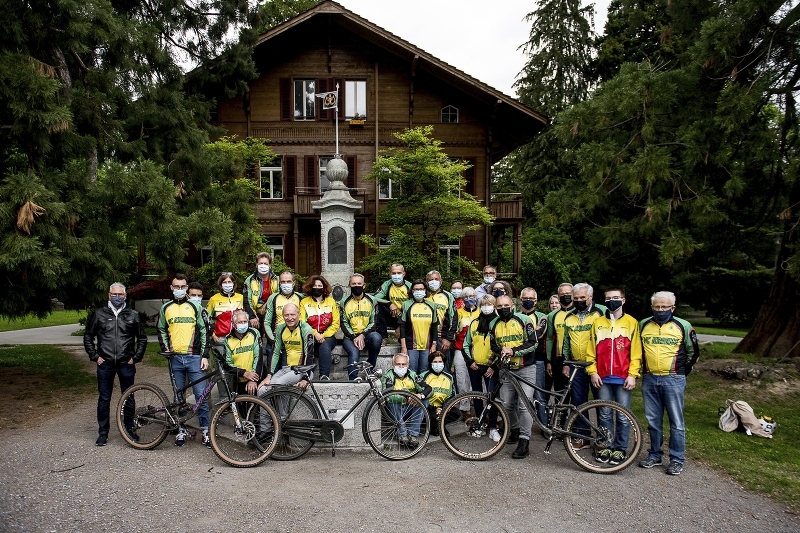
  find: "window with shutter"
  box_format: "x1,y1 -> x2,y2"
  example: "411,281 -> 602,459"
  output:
305,155 -> 318,189
464,157 -> 476,196
279,78 -> 291,121
345,155 -> 356,189
284,155 -> 296,200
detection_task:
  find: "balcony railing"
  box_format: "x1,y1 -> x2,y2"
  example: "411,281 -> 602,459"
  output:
293,187 -> 368,216
490,193 -> 523,220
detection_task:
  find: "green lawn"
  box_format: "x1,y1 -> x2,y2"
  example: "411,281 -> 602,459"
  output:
0,310 -> 86,332
694,326 -> 749,337
0,345 -> 95,390
628,345 -> 799,508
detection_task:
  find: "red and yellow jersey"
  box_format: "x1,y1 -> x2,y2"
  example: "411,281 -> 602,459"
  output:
454,307 -> 479,350
400,300 -> 439,350
206,292 -> 244,320
299,295 -> 340,337
586,313 -> 642,379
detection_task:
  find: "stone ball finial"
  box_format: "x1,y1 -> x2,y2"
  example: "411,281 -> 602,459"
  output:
327,155 -> 349,183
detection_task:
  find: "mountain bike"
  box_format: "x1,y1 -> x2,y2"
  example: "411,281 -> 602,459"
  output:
438,358 -> 642,473
257,361 -> 429,461
115,351 -> 280,468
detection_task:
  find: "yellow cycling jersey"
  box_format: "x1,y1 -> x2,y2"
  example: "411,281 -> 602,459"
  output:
157,300 -> 206,356
422,371 -> 453,408
243,273 -> 278,316
401,300 -> 439,350
462,320 -> 493,366
546,308 -> 570,361
206,292 -> 244,319
225,329 -> 260,382
299,295 -> 340,337
340,294 -> 377,336
562,305 -> 606,362
264,292 -> 302,340
640,316 -> 699,376
489,313 -> 537,369
280,325 -> 303,367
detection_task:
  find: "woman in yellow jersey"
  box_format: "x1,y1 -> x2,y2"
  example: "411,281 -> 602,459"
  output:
299,275 -> 340,380
206,272 -> 245,341
462,295 -> 501,441
421,351 -> 458,436
399,280 -> 439,375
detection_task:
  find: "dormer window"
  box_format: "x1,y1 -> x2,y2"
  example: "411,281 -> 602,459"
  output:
441,105 -> 459,123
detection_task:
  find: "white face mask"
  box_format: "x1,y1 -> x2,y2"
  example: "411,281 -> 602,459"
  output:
451,289 -> 462,298
257,264 -> 270,275
235,323 -> 249,334
280,283 -> 294,295
412,290 -> 426,301
221,282 -> 234,293
431,362 -> 445,373
427,280 -> 441,291
188,295 -> 202,303
391,274 -> 404,284
480,305 -> 495,315
393,366 -> 408,378
483,276 -> 495,285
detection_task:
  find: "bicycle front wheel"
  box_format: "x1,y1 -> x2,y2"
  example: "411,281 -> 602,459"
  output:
439,392 -> 509,460
259,386 -> 321,460
563,399 -> 642,474
363,390 -> 430,460
116,383 -> 171,450
209,396 -> 279,468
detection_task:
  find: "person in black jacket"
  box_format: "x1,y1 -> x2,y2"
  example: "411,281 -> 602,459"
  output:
83,282 -> 147,446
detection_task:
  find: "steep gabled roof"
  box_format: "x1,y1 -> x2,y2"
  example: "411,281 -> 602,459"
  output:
256,1 -> 549,141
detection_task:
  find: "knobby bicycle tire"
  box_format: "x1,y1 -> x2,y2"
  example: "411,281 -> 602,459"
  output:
258,386 -> 321,460
116,382 -> 171,450
363,390 -> 430,460
563,399 -> 642,474
438,392 -> 509,460
209,395 -> 279,468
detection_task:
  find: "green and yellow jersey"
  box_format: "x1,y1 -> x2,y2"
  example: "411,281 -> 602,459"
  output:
243,272 -> 278,319
462,318 -> 494,366
263,292 -> 303,341
639,316 -> 699,376
374,279 -> 411,309
425,290 -> 456,341
225,328 -> 262,382
562,304 -> 608,362
270,321 -> 316,374
157,300 -> 207,356
400,300 -> 439,350
339,294 -> 378,338
489,312 -> 537,369
421,370 -> 453,408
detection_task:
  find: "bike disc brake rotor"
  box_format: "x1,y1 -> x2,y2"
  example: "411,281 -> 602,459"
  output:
235,419 -> 257,442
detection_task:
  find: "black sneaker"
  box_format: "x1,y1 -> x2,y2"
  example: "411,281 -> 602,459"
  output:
175,428 -> 188,447
639,455 -> 662,468
511,438 -> 529,459
202,433 -> 212,449
95,434 -> 108,446
595,448 -> 611,463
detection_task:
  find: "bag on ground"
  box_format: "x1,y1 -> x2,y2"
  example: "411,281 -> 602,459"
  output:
718,399 -> 773,438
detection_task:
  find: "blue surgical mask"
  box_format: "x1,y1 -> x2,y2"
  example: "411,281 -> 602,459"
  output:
393,366 -> 408,378
451,289 -> 462,298
653,310 -> 672,323
189,295 -> 202,304
235,323 -> 249,334
464,297 -> 478,308
431,362 -> 445,373
280,283 -> 294,295
173,288 -> 187,300
221,282 -> 234,294
391,274 -> 404,284
413,290 -> 426,301
427,280 -> 440,291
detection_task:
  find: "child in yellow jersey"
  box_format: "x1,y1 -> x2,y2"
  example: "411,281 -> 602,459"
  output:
421,351 -> 458,436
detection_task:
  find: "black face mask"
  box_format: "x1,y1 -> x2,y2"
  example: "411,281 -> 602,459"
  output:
605,299 -> 623,312
350,286 -> 364,296
521,300 -> 535,311
498,307 -> 514,320
573,300 -> 588,312
311,287 -> 324,298
559,294 -> 572,307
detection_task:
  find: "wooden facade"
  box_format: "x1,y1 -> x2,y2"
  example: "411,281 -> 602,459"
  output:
210,1 -> 547,280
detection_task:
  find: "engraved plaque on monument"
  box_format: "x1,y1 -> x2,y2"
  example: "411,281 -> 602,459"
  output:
328,227 -> 347,264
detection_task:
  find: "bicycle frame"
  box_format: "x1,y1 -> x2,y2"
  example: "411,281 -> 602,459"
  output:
163,354 -> 236,426
490,362 -> 596,444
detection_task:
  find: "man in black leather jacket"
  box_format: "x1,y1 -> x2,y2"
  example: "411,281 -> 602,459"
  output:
83,282 -> 147,446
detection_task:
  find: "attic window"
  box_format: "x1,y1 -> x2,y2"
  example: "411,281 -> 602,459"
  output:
441,105 -> 458,123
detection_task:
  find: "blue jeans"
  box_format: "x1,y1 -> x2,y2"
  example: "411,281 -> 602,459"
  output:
169,355 -> 210,429
467,365 -> 498,428
595,382 -> 632,450
642,374 -> 686,464
388,402 -> 424,437
97,360 -> 136,436
342,332 -> 383,380
315,336 -> 339,377
534,360 -> 547,426
569,366 -> 594,437
407,349 -> 430,375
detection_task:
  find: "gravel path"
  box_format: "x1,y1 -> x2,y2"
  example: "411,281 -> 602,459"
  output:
1,360 -> 798,533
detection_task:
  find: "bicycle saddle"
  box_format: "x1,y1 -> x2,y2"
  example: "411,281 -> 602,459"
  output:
293,364 -> 317,375
564,360 -> 592,367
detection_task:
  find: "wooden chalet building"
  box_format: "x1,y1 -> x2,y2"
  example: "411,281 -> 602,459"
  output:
210,1 -> 548,279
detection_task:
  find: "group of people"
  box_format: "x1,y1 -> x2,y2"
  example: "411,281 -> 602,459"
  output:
83,256 -> 699,475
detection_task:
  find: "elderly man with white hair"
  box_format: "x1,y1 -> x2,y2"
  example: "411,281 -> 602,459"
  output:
638,291 -> 699,476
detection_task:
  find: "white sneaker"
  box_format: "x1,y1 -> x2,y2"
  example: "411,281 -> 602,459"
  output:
489,429 -> 501,442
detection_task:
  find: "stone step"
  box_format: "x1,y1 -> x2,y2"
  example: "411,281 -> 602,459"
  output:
326,343 -> 400,380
